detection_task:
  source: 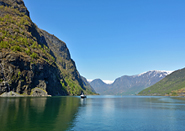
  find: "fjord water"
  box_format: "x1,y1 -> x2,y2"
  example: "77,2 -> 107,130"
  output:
1,96 -> 185,131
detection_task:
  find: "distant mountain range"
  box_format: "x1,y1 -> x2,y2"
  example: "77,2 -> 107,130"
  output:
138,68 -> 185,96
89,70 -> 172,95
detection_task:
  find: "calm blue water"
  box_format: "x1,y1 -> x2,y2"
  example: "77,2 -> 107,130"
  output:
1,96 -> 185,131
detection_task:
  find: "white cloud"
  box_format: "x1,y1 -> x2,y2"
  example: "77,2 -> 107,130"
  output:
102,80 -> 114,84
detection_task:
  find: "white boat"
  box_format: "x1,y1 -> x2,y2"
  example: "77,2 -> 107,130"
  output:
80,93 -> 86,98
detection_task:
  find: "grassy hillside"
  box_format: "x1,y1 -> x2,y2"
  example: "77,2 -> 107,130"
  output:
0,8 -> 55,64
138,68 -> 185,96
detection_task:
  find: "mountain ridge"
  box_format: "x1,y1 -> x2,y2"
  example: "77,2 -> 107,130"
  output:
90,70 -> 172,95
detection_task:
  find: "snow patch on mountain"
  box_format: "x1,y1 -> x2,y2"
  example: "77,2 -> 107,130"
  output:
102,80 -> 114,84
135,70 -> 173,77
87,79 -> 93,82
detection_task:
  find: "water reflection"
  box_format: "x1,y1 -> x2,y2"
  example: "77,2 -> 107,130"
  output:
71,96 -> 185,131
0,97 -> 80,131
1,96 -> 185,131
30,97 -> 47,113
80,98 -> 87,106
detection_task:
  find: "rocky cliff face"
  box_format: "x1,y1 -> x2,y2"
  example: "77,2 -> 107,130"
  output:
40,30 -> 86,92
0,0 -> 29,17
0,0 -> 95,96
0,52 -> 66,96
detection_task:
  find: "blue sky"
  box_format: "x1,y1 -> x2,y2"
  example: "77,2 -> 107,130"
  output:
24,0 -> 185,81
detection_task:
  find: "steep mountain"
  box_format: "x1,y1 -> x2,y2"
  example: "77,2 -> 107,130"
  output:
81,76 -> 96,94
0,0 -> 94,96
138,68 -> 185,96
90,79 -> 110,94
90,70 -> 172,95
